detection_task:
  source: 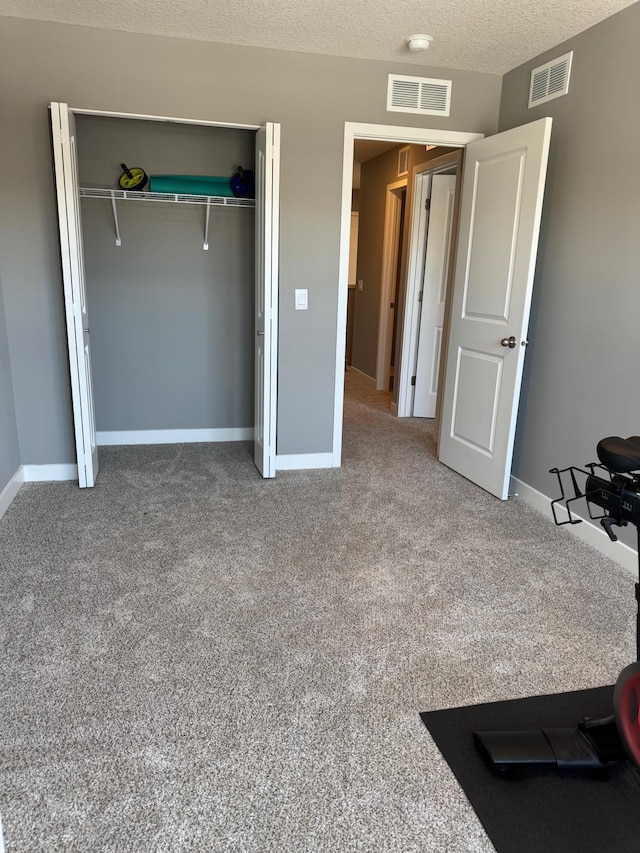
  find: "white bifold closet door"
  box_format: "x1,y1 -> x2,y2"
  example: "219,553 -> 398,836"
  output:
254,122 -> 280,478
51,102 -> 99,488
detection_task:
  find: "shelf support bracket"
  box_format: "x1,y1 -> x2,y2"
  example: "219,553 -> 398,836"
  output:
110,191 -> 122,247
203,198 -> 211,251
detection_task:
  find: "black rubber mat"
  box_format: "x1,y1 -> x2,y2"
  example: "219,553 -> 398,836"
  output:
420,686 -> 640,852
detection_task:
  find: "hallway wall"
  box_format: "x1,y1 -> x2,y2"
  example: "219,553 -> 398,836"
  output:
351,144 -> 446,381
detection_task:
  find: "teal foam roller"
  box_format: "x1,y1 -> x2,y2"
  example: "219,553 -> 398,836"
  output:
149,175 -> 234,197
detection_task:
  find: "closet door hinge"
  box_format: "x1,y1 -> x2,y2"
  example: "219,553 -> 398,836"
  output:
425,198 -> 431,211
411,376 -> 416,386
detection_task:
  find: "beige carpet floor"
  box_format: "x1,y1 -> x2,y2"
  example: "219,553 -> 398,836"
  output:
0,369 -> 634,851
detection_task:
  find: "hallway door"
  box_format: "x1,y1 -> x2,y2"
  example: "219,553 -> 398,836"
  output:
413,174 -> 456,418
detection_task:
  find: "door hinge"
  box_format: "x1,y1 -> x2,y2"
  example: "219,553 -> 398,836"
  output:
411,376 -> 416,386
425,198 -> 431,211
418,291 -> 423,302
390,302 -> 395,309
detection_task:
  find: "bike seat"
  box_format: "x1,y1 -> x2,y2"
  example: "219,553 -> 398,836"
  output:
597,436 -> 640,474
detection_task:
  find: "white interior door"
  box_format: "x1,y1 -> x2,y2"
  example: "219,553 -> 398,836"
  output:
254,122 -> 280,478
50,102 -> 99,488
438,117 -> 552,499
413,175 -> 456,418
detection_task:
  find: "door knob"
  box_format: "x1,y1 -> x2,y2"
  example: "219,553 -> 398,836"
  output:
500,336 -> 517,348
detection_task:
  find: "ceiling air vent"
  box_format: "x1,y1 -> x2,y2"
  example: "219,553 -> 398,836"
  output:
528,51 -> 573,108
387,74 -> 452,116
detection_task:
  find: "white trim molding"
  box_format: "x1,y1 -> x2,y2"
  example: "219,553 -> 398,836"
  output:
1,464 -> 80,520
97,428 -> 254,446
348,366 -> 376,383
70,107 -> 260,131
511,476 -> 638,575
275,453 -> 335,471
0,468 -> 24,521
22,464 -> 78,482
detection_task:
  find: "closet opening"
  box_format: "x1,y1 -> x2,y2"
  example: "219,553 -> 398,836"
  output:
50,103 -> 280,487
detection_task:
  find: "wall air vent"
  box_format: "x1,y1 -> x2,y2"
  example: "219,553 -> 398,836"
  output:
528,51 -> 573,108
387,74 -> 452,116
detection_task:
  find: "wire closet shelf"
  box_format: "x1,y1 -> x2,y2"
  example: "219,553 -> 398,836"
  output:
79,187 -> 255,250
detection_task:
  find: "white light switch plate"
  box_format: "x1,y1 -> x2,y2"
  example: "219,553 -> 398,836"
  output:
295,289 -> 308,310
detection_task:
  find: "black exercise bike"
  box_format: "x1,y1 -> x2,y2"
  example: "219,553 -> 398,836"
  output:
474,436 -> 640,772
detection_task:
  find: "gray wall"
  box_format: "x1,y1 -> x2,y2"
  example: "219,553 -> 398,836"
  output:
499,2 -> 640,521
76,116 -> 254,431
0,273 -> 20,489
0,16 -> 502,464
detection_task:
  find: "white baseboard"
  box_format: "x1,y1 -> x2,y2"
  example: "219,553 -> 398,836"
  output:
97,428 -> 254,446
347,366 -> 376,384
1,463 -> 79,520
0,467 -> 24,521
510,476 -> 638,575
22,463 -> 78,482
275,452 -> 335,471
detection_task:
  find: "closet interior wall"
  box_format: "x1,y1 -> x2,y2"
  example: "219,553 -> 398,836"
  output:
76,116 -> 255,436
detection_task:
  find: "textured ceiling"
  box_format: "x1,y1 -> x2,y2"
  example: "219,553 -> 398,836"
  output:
0,0 -> 635,74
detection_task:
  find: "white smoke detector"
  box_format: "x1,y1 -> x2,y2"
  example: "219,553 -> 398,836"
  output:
406,34 -> 433,53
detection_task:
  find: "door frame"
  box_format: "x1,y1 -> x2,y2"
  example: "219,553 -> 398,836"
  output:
333,122 -> 483,466
397,149 -> 462,419
57,105 -> 279,481
376,179 -> 406,391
